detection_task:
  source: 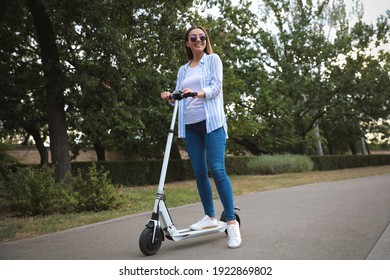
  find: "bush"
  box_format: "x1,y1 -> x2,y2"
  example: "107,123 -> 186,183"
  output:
0,143 -> 18,169
0,163 -> 118,216
71,163 -> 118,212
0,165 -> 72,216
247,154 -> 314,175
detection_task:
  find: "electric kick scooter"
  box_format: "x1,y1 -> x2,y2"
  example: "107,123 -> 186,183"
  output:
139,90 -> 241,256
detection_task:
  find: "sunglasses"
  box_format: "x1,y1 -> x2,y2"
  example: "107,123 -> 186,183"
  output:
189,34 -> 207,42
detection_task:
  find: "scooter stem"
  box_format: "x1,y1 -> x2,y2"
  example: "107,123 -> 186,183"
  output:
156,99 -> 179,196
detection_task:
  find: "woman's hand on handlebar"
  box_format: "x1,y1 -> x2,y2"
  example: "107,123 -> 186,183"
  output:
180,88 -> 191,96
160,91 -> 172,101
182,88 -> 205,99
160,89 -> 204,102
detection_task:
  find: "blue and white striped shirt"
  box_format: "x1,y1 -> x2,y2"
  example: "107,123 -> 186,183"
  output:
175,53 -> 228,138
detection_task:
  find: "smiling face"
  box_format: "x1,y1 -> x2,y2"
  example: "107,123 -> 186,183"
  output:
184,26 -> 213,61
186,28 -> 207,55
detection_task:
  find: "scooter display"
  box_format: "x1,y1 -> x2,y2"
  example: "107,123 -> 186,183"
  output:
139,90 -> 240,256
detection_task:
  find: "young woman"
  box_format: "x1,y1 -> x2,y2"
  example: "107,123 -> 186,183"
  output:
160,25 -> 241,248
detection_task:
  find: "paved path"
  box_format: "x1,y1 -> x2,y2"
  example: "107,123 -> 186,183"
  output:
0,174 -> 389,260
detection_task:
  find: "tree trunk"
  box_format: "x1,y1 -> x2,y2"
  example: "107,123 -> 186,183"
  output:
28,127 -> 49,164
350,142 -> 357,155
26,0 -> 71,182
93,143 -> 106,161
314,124 -> 324,156
360,136 -> 368,155
295,134 -> 308,155
327,141 -> 334,155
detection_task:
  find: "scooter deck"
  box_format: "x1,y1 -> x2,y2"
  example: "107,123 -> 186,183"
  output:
168,221 -> 227,241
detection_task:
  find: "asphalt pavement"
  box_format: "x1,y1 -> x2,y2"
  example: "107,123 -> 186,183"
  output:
0,174 -> 389,260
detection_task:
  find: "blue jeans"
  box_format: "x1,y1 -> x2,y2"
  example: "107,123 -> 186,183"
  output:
185,120 -> 235,221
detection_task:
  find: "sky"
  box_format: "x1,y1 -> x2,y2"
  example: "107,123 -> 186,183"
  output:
208,1 -> 389,24
359,0 -> 389,23
203,0 -> 389,52
228,0 -> 390,51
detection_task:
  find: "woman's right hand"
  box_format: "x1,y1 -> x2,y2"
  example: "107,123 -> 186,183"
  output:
160,91 -> 171,101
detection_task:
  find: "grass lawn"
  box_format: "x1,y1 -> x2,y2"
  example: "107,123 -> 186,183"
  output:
0,165 -> 389,243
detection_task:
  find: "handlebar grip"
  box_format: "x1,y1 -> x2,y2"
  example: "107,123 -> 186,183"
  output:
183,92 -> 198,98
171,90 -> 198,100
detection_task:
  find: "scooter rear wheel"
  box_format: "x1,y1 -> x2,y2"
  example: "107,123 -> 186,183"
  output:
139,227 -> 163,256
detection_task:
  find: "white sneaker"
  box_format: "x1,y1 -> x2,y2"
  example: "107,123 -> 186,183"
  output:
190,215 -> 218,231
227,222 -> 242,248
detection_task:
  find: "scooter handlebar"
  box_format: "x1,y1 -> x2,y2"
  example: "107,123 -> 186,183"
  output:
171,90 -> 198,100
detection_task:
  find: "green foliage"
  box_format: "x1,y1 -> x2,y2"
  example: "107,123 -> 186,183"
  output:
213,0 -> 389,156
0,143 -> 19,168
0,164 -> 118,216
1,0 -> 389,166
311,154 -> 390,171
247,155 -> 314,175
71,163 -> 117,212
0,165 -> 70,216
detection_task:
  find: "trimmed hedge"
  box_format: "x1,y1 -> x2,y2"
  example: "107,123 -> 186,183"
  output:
1,154 -> 389,187
72,154 -> 390,186
310,155 -> 390,171
71,159 -> 194,186
71,157 -> 251,186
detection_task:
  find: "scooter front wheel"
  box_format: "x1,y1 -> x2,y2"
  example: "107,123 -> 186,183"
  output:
139,227 -> 163,256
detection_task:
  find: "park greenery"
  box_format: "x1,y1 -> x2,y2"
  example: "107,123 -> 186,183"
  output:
0,163 -> 118,216
1,165 -> 389,242
0,154 -> 314,216
1,0 -> 389,184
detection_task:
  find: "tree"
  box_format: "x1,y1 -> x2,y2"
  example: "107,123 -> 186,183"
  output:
1,0 -> 388,168
60,0 -> 193,160
323,10 -> 390,154
25,0 -> 71,180
1,0 -> 196,167
212,0 -> 389,155
0,0 -> 50,164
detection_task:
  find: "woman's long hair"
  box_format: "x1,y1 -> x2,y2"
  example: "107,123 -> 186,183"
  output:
184,25 -> 213,61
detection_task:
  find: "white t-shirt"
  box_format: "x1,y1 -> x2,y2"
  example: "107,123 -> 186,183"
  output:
181,65 -> 206,124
